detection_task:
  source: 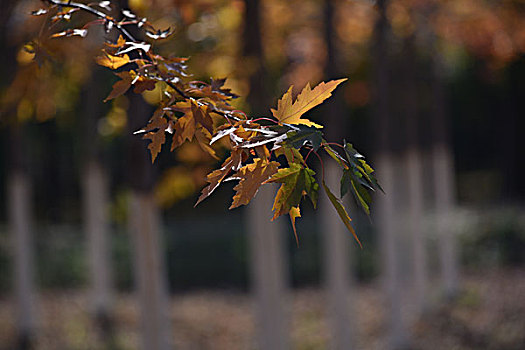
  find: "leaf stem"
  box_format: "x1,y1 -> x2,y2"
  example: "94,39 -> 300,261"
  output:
304,147 -> 314,162
321,142 -> 344,149
251,117 -> 278,124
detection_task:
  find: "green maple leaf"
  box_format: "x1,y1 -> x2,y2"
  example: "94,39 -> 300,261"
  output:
340,142 -> 383,215
284,125 -> 323,152
266,163 -> 318,220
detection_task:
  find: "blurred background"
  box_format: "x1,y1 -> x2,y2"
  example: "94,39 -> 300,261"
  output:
1,0 -> 524,349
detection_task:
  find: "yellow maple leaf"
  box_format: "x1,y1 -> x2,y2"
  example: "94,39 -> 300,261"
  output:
271,78 -> 347,128
95,51 -> 130,69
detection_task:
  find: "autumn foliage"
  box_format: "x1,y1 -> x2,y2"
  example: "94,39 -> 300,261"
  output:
29,0 -> 382,246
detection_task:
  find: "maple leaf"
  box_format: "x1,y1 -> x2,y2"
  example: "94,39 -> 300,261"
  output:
195,148 -> 247,206
340,142 -> 383,215
284,125 -> 323,151
171,101 -> 195,149
171,101 -> 215,149
95,51 -> 130,69
133,76 -> 156,94
230,158 -> 280,209
141,110 -> 172,162
266,163 -> 318,220
104,71 -> 133,102
271,79 -> 347,128
192,102 -> 214,134
195,127 -> 217,159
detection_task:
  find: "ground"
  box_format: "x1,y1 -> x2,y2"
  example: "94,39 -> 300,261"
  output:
0,268 -> 524,349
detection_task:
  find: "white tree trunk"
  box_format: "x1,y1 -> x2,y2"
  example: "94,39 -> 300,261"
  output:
128,192 -> 171,350
8,173 -> 36,345
321,160 -> 354,350
432,145 -> 459,298
83,161 -> 113,317
405,148 -> 428,315
376,155 -> 409,349
247,184 -> 289,350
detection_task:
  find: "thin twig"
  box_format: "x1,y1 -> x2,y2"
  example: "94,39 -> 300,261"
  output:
45,0 -> 137,42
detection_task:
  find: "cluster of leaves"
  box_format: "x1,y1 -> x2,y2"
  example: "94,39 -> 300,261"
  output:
30,0 -> 382,246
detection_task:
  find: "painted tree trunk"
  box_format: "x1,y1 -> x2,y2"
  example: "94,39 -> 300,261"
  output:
8,172 -> 36,350
401,36 -> 428,316
376,156 -> 409,349
79,49 -> 116,341
433,145 -> 458,298
430,52 -> 459,299
128,192 -> 171,350
247,185 -> 289,350
82,161 -> 114,336
372,0 -> 410,347
2,3 -> 35,348
242,0 -> 290,348
321,1 -> 355,347
321,161 -> 354,350
405,148 -> 428,314
126,89 -> 171,349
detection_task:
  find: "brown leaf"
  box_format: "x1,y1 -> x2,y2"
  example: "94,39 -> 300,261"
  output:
142,113 -> 170,162
133,76 -> 156,94
171,101 -> 216,150
171,101 -> 195,149
104,71 -> 133,102
195,127 -> 217,159
271,79 -> 347,128
195,148 -> 247,206
255,145 -> 270,161
192,102 -> 214,134
230,158 -> 280,209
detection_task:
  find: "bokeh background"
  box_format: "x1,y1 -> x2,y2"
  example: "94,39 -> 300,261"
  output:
1,0 -> 524,349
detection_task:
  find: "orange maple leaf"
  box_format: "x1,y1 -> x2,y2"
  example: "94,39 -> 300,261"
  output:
230,158 -> 280,209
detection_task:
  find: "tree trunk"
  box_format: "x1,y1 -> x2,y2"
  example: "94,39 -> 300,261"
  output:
321,161 -> 354,350
242,1 -> 289,348
2,2 -> 36,345
405,148 -> 427,314
8,171 -> 36,350
82,161 -> 114,341
430,49 -> 459,299
376,156 -> 409,349
401,36 -> 428,316
320,1 -> 354,348
128,191 -> 171,350
116,0 -> 172,345
371,0 -> 410,348
127,91 -> 171,350
80,50 -> 116,343
247,186 -> 289,350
